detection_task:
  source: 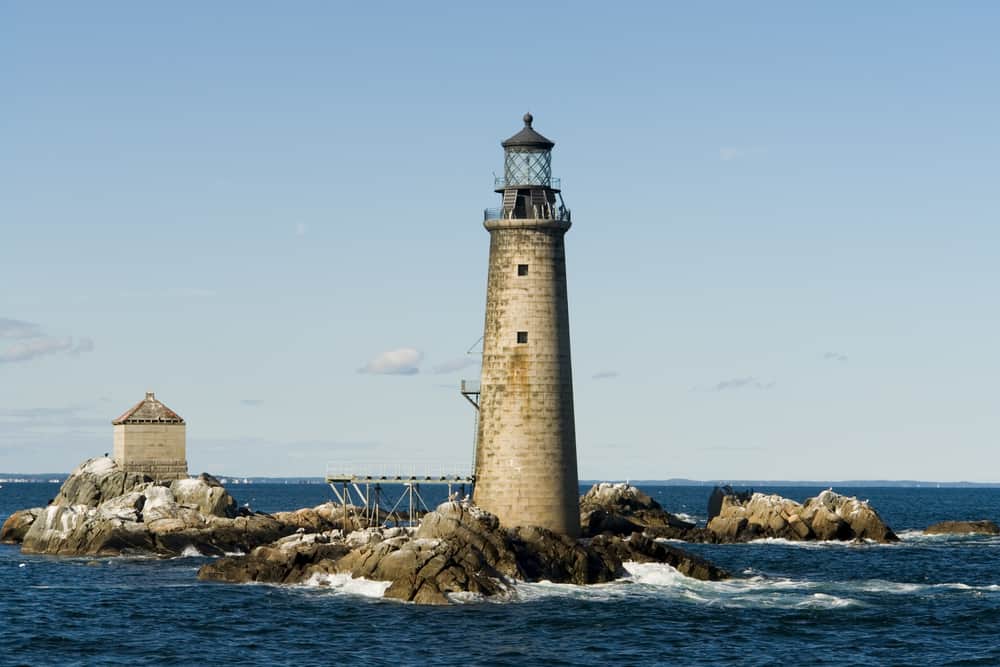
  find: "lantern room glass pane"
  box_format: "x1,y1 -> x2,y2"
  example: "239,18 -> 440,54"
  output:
504,149 -> 551,187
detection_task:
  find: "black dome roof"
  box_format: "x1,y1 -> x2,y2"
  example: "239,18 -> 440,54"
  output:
501,112 -> 555,150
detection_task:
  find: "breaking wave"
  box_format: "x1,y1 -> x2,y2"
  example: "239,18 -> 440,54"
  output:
300,572 -> 392,599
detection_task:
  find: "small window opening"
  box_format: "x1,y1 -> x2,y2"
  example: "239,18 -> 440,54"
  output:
517,264 -> 529,276
516,331 -> 528,344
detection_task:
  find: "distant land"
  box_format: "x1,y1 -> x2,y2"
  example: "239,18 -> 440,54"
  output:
3,473 -> 999,488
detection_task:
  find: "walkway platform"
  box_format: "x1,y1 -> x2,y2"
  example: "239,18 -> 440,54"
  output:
324,463 -> 474,528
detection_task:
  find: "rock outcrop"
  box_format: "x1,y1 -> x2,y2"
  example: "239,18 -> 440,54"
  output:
5,457 -> 300,556
272,503 -> 368,533
0,507 -> 41,543
924,520 -> 1000,535
706,489 -> 898,543
579,483 -> 694,538
199,501 -> 729,604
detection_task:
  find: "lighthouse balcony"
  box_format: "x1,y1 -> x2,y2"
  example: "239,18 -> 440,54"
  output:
494,176 -> 560,191
484,206 -> 571,222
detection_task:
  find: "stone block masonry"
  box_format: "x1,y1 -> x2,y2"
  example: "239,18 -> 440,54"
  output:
473,217 -> 580,537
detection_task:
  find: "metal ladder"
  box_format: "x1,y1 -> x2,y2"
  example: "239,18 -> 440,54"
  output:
502,189 -> 518,218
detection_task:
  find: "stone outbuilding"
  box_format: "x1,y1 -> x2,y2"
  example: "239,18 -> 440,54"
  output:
112,391 -> 188,480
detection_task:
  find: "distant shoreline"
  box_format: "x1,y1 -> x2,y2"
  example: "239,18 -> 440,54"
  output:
3,474 -> 999,488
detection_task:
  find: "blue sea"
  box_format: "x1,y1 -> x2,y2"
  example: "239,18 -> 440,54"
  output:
2,482 -> 999,666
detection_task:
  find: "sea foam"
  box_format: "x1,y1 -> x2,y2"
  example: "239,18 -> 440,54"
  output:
301,572 -> 392,599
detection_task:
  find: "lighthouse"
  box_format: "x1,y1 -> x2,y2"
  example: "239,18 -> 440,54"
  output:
472,113 -> 580,537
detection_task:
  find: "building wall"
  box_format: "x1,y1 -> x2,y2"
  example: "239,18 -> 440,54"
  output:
473,216 -> 580,537
113,423 -> 188,479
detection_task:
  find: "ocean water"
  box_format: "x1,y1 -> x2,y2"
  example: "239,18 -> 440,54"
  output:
2,482 -> 999,666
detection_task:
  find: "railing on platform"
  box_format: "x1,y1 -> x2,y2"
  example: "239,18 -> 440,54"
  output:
483,206 -> 571,222
324,462 -> 475,530
494,176 -> 560,190
324,462 -> 474,484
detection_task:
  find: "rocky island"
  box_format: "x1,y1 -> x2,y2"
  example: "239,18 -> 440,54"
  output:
4,459 -> 916,605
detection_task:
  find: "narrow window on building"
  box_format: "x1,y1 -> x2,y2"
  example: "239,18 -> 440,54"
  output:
517,331 -> 528,344
517,264 -> 529,276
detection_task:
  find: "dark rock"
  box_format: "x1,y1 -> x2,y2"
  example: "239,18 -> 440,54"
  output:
579,483 -> 694,538
1,508 -> 42,544
198,501 -> 730,605
924,520 -> 1000,535
199,534 -> 352,584
588,533 -> 729,581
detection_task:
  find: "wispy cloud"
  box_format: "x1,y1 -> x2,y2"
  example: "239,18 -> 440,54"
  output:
0,317 -> 95,365
823,351 -> 849,363
700,376 -> 775,392
240,399 -> 264,407
0,337 -> 95,364
0,405 -> 108,444
592,370 -> 619,380
719,147 -> 746,161
0,318 -> 43,339
430,357 -> 479,375
295,223 -> 307,237
358,348 -> 422,375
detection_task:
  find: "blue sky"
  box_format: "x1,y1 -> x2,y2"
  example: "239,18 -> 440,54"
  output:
1,2 -> 998,479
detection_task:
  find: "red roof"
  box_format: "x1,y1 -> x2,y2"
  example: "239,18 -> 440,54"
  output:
112,392 -> 185,425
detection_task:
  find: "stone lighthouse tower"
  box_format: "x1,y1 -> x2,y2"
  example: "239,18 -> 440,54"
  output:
473,113 -> 580,537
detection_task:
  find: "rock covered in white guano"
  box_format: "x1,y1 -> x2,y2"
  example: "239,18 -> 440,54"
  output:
800,489 -> 896,542
578,482 -> 694,537
52,457 -> 152,507
706,489 -> 897,543
9,456 -> 297,556
170,474 -> 236,518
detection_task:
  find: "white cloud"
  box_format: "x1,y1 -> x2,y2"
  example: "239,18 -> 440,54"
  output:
0,318 -> 43,339
0,337 -> 73,363
431,357 -> 479,375
592,370 -> 619,380
823,352 -> 849,363
704,376 -> 775,392
358,348 -> 422,375
0,334 -> 95,364
295,223 -> 307,237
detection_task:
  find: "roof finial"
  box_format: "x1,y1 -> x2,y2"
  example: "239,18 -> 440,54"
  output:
145,391 -> 155,400
523,112 -> 533,127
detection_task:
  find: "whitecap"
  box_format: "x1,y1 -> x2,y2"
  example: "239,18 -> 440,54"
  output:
896,529 -> 945,541
852,580 -> 926,594
795,593 -> 859,609
178,545 -> 204,558
742,537 -> 883,549
445,591 -> 487,604
300,572 -> 392,599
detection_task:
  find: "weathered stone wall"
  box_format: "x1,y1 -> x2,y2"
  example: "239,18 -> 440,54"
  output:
113,423 -> 188,479
473,217 -> 580,537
